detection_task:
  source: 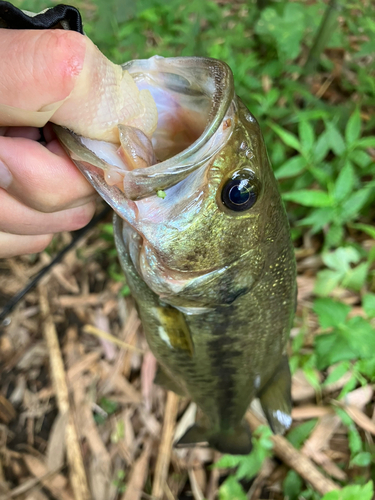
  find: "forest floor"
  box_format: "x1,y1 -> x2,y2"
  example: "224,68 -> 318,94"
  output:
0,199 -> 374,500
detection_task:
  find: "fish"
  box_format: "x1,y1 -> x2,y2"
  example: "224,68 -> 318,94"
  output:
55,55 -> 297,455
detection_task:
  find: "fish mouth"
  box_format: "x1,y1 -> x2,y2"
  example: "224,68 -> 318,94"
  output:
55,56 -> 235,211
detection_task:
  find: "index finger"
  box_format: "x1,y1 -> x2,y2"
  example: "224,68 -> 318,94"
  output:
0,29 -> 86,125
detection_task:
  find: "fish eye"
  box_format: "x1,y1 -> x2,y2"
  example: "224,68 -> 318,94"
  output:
221,174 -> 258,212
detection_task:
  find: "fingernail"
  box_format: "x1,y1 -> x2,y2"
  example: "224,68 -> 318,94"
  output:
0,159 -> 12,189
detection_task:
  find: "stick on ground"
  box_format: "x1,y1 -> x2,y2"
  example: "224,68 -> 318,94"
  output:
152,391 -> 180,500
39,286 -> 91,500
246,410 -> 341,495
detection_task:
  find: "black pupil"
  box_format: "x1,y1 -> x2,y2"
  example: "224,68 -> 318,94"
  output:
229,183 -> 251,205
222,178 -> 257,212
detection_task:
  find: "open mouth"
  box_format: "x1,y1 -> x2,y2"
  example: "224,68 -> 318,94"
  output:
55,56 -> 235,208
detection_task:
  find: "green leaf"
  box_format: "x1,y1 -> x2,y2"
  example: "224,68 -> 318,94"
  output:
313,298 -> 350,328
350,451 -> 372,467
354,137 -> 375,148
275,155 -> 307,179
270,123 -> 301,151
322,247 -> 360,271
345,108 -> 361,145
299,120 -> 315,153
255,4 -> 305,62
339,188 -> 372,221
363,293 -> 375,318
349,149 -> 372,168
333,160 -> 354,202
346,316 -> 375,357
342,262 -> 369,291
283,470 -> 303,500
314,269 -> 342,296
322,482 -> 374,500
218,476 -> 247,500
287,420 -> 317,449
282,190 -> 332,207
323,362 -> 350,386
99,397 -> 118,415
350,223 -> 375,239
348,425 -> 362,456
315,331 -> 357,370
326,122 -> 346,156
312,131 -> 330,163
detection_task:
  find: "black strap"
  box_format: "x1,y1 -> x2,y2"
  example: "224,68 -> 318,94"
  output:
0,1 -> 83,34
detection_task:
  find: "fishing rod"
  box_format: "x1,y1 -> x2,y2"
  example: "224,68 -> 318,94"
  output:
0,203 -> 112,324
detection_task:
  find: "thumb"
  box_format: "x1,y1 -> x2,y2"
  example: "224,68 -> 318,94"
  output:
0,29 -> 86,125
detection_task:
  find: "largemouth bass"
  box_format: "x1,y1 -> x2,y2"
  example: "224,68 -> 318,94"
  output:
56,56 -> 297,455
1,3 -> 297,454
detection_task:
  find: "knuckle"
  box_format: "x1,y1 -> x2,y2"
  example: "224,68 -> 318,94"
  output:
36,30 -> 85,101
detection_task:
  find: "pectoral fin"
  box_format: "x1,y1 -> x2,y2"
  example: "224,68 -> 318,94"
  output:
154,366 -> 185,396
175,422 -> 252,455
175,424 -> 209,448
153,305 -> 194,356
258,355 -> 292,434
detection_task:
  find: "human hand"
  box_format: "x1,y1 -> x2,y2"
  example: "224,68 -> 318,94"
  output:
0,29 -> 97,258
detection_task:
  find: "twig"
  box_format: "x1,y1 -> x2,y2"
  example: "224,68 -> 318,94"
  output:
152,391 -> 180,499
122,441 -> 152,500
39,287 -> 91,500
82,324 -> 144,353
246,410 -> 341,495
0,464 -> 61,500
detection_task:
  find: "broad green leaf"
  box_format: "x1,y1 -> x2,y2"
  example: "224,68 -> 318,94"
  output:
348,425 -> 362,455
323,362 -> 350,386
321,481 -> 373,500
287,420 -> 317,449
342,262 -> 369,291
322,247 -> 360,271
255,4 -> 305,62
214,454 -> 242,469
219,476 -> 247,500
333,160 -> 354,202
313,298 -> 350,328
275,155 -> 307,178
346,316 -> 375,357
283,190 -> 332,207
283,470 -> 303,500
314,269 -> 342,296
312,131 -> 330,163
350,451 -> 372,467
354,137 -> 375,148
270,123 -> 301,151
363,293 -> 375,318
326,122 -> 346,156
345,108 -> 361,145
349,149 -> 372,168
339,188 -> 372,221
299,207 -> 335,232
299,120 -> 315,153
325,223 -> 344,248
315,331 -> 357,370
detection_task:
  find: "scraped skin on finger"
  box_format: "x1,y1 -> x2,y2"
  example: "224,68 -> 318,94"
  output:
0,30 -> 158,143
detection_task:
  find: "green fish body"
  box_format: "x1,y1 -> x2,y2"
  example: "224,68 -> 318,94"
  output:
56,56 -> 297,455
